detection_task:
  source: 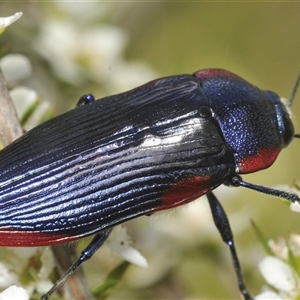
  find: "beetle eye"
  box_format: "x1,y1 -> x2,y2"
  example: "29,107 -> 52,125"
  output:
266,91 -> 294,147
277,104 -> 294,147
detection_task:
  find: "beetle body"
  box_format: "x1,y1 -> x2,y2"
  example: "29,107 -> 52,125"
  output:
0,69 -> 293,247
0,69 -> 298,300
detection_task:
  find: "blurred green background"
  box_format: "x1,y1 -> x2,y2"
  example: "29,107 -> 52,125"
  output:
1,2 -> 300,299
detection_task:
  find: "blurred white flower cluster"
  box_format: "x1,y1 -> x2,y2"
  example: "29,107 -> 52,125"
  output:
254,184 -> 300,300
0,12 -> 51,131
0,53 -> 52,131
34,2 -> 156,96
255,233 -> 300,299
0,248 -> 55,300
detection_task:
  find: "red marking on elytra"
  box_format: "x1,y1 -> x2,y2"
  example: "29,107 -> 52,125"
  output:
194,69 -> 242,80
0,229 -> 78,247
158,176 -> 213,211
238,147 -> 280,174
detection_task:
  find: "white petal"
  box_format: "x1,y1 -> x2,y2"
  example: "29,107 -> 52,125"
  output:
255,290 -> 282,299
113,244 -> 148,269
0,12 -> 22,30
83,26 -> 127,63
0,286 -> 28,300
9,87 -> 38,118
259,256 -> 296,292
268,238 -> 288,259
57,2 -> 111,23
290,201 -> 300,213
38,248 -> 55,279
0,54 -> 32,82
35,280 -> 54,295
0,263 -> 18,288
107,226 -> 148,268
289,233 -> 300,256
104,61 -> 157,94
22,100 -> 51,130
34,20 -> 82,84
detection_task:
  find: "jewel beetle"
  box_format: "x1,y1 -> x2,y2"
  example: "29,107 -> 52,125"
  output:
0,69 -> 299,300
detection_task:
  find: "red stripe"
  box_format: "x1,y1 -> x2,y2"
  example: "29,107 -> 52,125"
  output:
238,147 -> 280,174
194,69 -> 242,80
0,229 -> 79,246
157,175 -> 212,211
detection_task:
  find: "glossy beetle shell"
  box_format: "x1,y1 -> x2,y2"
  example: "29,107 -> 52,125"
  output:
0,69 -> 293,246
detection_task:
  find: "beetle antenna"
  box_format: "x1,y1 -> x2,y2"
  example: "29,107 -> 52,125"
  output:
287,71 -> 300,138
287,71 -> 300,107
228,176 -> 300,204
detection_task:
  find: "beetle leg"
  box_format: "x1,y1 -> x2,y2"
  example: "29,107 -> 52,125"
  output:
41,228 -> 113,300
76,94 -> 95,107
207,192 -> 252,300
228,175 -> 300,204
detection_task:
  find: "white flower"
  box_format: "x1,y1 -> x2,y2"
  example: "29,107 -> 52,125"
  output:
0,263 -> 18,289
56,2 -> 111,24
9,86 -> 51,130
9,87 -> 38,118
38,248 -> 55,280
0,247 -> 56,297
34,20 -> 83,84
34,19 -> 156,90
35,280 -> 54,296
258,256 -> 298,294
268,238 -> 288,259
289,233 -> 300,255
0,286 -> 29,300
0,54 -> 32,83
106,226 -> 148,268
290,201 -> 300,213
255,290 -> 283,299
34,20 -> 128,85
0,12 -> 22,33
